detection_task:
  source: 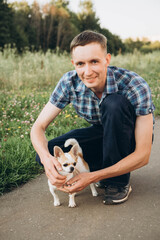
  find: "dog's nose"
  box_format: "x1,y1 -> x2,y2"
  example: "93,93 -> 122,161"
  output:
70,167 -> 74,173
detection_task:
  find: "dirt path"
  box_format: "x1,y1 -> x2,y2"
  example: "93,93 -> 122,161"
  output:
0,118 -> 160,240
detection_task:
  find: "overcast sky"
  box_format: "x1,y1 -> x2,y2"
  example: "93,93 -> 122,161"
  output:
8,0 -> 160,41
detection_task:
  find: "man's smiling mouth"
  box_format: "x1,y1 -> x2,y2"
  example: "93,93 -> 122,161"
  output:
85,76 -> 97,81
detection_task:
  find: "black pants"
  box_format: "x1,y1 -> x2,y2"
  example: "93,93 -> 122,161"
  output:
36,93 -> 136,186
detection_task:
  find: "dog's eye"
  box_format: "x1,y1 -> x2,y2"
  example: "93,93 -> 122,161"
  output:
63,163 -> 68,167
73,162 -> 76,166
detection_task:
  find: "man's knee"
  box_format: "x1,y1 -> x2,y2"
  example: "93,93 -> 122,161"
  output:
101,94 -> 125,113
100,93 -> 136,121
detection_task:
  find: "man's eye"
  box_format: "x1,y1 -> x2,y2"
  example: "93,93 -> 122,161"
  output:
63,163 -> 68,167
77,62 -> 84,66
92,60 -> 98,64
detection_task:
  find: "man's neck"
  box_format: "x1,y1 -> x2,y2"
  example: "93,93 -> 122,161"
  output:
95,92 -> 103,99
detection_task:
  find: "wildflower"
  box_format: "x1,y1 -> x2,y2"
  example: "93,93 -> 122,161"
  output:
8,128 -> 11,131
21,135 -> 24,138
65,114 -> 70,118
2,108 -> 5,111
75,115 -> 78,118
18,126 -> 21,129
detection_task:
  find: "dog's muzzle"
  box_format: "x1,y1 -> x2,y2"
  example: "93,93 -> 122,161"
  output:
69,167 -> 74,173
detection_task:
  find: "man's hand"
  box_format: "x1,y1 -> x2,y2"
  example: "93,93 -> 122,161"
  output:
42,155 -> 66,188
59,172 -> 93,194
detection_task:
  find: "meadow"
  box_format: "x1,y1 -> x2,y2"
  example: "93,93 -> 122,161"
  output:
0,48 -> 160,194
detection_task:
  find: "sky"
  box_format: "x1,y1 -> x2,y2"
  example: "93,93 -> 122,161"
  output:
8,0 -> 160,41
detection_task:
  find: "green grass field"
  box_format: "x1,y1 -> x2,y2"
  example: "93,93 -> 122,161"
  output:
0,49 -> 160,194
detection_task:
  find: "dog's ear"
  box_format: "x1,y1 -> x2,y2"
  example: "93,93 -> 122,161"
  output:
54,146 -> 63,158
71,144 -> 79,157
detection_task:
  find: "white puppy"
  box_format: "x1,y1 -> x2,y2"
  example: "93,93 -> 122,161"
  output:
48,138 -> 98,207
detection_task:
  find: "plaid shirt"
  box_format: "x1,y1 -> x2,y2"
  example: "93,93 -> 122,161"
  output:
50,66 -> 155,124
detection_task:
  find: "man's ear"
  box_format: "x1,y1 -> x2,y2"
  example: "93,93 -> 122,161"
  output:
54,146 -> 63,158
71,59 -> 74,66
105,53 -> 111,66
70,144 -> 79,157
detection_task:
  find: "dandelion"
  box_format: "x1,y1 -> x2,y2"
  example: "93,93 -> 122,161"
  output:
18,126 -> 21,129
8,128 -> 11,131
65,114 -> 70,118
75,115 -> 78,118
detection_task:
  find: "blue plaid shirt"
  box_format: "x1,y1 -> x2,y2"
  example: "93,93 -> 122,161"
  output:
50,66 -> 155,124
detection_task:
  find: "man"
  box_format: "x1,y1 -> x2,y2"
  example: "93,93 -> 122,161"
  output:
31,30 -> 154,205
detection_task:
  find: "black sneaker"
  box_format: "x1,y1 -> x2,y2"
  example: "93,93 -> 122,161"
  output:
103,184 -> 132,205
95,181 -> 107,189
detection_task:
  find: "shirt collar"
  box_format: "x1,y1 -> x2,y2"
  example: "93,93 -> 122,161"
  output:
106,67 -> 118,94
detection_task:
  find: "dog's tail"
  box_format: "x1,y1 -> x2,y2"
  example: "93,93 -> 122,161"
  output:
64,138 -> 82,154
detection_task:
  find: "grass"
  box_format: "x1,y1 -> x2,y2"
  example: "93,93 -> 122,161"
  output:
0,90 -> 89,194
0,48 -> 160,194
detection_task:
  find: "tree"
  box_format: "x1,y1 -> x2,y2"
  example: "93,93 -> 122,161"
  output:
40,1 -> 79,52
100,28 -> 125,55
54,0 -> 69,9
78,0 -> 100,31
30,1 -> 42,50
0,0 -> 127,54
0,0 -> 14,48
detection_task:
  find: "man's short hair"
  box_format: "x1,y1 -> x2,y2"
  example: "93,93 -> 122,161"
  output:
70,30 -> 107,53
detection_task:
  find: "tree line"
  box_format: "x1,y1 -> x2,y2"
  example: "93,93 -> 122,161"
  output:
0,0 -> 159,54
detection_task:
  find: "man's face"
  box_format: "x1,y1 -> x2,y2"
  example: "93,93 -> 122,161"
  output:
71,42 -> 111,96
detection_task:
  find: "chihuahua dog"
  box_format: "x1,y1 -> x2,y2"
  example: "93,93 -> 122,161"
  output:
48,138 -> 98,207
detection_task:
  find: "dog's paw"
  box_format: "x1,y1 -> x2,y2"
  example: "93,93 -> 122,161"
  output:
54,200 -> 61,207
68,202 -> 76,208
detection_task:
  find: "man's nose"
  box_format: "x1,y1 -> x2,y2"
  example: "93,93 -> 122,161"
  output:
84,64 -> 92,76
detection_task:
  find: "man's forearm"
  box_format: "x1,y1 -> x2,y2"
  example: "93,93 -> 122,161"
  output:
90,148 -> 151,184
30,124 -> 51,163
30,102 -> 62,163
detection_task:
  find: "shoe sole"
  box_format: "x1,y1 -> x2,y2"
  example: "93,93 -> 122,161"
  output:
103,186 -> 132,205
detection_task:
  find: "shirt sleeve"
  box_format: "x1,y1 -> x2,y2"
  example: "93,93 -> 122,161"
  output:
126,77 -> 155,116
49,74 -> 70,109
